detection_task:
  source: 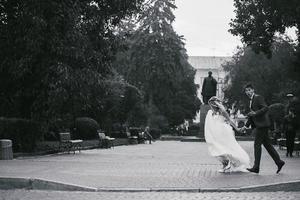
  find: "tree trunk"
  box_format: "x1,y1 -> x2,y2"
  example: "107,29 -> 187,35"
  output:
147,92 -> 153,126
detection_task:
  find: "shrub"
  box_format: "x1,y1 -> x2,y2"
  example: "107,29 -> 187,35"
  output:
110,123 -> 128,138
44,118 -> 71,141
0,117 -> 42,152
187,123 -> 200,136
129,127 -> 142,137
72,117 -> 100,140
269,103 -> 285,130
110,131 -> 128,138
150,128 -> 161,139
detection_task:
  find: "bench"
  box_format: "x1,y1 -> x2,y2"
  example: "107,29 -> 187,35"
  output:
128,135 -> 138,144
98,132 -> 115,148
277,138 -> 286,150
277,138 -> 300,156
58,132 -> 83,153
128,127 -> 151,144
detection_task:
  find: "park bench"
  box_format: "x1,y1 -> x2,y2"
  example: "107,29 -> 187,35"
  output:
58,132 -> 83,154
128,127 -> 151,144
128,135 -> 138,144
277,137 -> 300,157
277,138 -> 286,150
98,132 -> 115,148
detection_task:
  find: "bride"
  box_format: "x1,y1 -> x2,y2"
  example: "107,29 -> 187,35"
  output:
204,96 -> 250,173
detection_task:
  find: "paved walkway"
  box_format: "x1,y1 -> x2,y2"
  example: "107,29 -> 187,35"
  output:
0,141 -> 299,190
1,190 -> 299,200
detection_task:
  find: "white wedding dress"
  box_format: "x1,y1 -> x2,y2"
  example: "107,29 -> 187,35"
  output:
205,109 -> 250,172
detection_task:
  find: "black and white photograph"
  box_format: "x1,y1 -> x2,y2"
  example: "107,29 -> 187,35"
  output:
0,0 -> 299,199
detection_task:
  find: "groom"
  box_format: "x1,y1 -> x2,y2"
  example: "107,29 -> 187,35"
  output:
241,83 -> 285,174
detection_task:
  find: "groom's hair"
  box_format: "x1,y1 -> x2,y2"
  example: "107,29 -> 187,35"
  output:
243,83 -> 254,90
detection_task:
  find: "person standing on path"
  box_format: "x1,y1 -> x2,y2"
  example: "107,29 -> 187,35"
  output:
241,83 -> 285,174
144,126 -> 153,144
283,108 -> 298,157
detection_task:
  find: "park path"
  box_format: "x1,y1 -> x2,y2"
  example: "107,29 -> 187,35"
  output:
0,141 -> 299,190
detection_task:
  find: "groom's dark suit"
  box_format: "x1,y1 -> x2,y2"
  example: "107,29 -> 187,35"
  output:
245,94 -> 283,171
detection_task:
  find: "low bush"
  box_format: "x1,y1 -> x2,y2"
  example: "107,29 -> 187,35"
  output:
269,103 -> 285,131
0,117 -> 42,152
188,123 -> 200,131
44,118 -> 71,141
187,123 -> 200,136
110,130 -> 128,138
150,128 -> 161,139
72,117 -> 100,140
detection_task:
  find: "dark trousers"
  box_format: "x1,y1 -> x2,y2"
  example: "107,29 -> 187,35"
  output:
253,127 -> 281,169
286,131 -> 296,156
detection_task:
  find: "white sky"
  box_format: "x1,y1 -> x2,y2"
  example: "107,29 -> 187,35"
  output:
173,0 -> 298,57
173,0 -> 242,57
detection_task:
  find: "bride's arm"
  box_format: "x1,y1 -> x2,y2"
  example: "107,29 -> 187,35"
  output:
215,102 -> 239,131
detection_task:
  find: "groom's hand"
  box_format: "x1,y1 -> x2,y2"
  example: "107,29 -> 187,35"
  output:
235,128 -> 242,133
239,126 -> 247,134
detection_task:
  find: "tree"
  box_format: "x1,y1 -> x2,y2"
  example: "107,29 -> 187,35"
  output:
0,0 -> 144,126
114,0 -> 201,128
229,0 -> 300,79
223,37 -> 299,111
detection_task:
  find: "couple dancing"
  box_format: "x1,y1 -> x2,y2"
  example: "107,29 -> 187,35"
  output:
205,83 -> 285,173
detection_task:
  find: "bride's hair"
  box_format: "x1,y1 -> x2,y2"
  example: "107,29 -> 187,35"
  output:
208,96 -> 222,112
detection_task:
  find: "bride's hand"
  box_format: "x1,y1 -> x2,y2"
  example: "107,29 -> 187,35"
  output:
239,126 -> 247,134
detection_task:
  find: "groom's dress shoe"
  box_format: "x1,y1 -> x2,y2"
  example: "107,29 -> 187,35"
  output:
247,167 -> 259,173
276,161 -> 285,174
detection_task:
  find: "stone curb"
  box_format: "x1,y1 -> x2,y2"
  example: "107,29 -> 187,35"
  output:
0,177 -> 97,191
97,180 -> 300,192
1,176 -> 299,192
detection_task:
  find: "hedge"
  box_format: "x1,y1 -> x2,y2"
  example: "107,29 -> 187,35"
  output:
0,117 -> 42,152
72,117 -> 100,140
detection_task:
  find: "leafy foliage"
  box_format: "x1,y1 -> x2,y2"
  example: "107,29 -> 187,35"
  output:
72,117 -> 100,140
223,37 -> 299,112
0,1 -> 144,130
0,117 -> 42,152
114,0 -> 201,128
230,0 -> 300,78
269,103 -> 285,130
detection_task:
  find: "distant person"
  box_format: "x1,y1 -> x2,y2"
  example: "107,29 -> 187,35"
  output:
285,93 -> 295,114
241,83 -> 285,174
285,93 -> 299,121
201,71 -> 217,104
144,126 -> 153,144
283,108 -> 298,157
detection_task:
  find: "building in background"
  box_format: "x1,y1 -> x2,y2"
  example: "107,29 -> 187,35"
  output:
188,56 -> 232,122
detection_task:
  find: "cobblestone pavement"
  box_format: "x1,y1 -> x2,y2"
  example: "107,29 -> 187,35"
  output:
0,141 -> 299,189
0,190 -> 299,200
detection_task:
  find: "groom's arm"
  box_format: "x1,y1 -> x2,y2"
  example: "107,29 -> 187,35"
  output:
245,117 -> 253,128
242,111 -> 254,131
254,96 -> 269,116
249,95 -> 269,117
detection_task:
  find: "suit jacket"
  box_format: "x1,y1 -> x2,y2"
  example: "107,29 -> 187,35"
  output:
245,94 -> 271,128
283,113 -> 298,132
